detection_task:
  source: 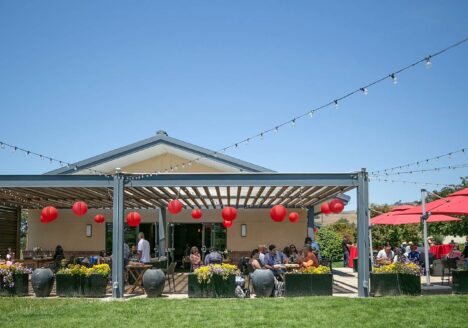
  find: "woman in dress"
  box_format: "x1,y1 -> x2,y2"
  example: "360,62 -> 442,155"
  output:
189,246 -> 202,271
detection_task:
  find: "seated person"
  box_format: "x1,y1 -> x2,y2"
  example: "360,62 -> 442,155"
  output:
406,244 -> 421,265
189,246 -> 202,271
447,245 -> 462,260
289,244 -> 300,263
304,237 -> 322,261
204,247 -> 223,265
249,249 -> 262,270
376,244 -> 394,265
298,245 -> 319,268
263,244 -> 287,274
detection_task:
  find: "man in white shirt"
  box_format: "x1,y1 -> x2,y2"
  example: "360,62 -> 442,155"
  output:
376,244 -> 394,265
137,232 -> 150,263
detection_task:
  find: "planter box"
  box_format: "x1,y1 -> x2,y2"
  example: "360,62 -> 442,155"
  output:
188,274 -> 236,298
452,270 -> 468,294
370,273 -> 421,296
82,274 -> 108,298
284,274 -> 333,297
56,274 -> 83,297
0,274 -> 29,297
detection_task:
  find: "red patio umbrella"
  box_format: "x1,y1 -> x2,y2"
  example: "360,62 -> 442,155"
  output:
401,188 -> 468,216
371,205 -> 461,225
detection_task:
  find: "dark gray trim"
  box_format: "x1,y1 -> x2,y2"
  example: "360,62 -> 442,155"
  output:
0,175 -> 113,188
45,134 -> 273,175
112,174 -> 125,298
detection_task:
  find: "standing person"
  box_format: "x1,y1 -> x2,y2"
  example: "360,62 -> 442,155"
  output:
53,245 -> 65,262
137,232 -> 150,263
342,235 -> 350,267
189,246 -> 202,271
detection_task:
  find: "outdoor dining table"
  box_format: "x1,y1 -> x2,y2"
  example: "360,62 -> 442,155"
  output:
126,264 -> 152,293
430,244 -> 454,259
16,257 -> 54,269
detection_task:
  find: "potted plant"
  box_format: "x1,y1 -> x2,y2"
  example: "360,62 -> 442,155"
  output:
56,264 -> 85,297
0,263 -> 31,296
452,268 -> 468,294
189,264 -> 239,298
370,262 -> 421,296
82,264 -> 110,297
284,265 -> 333,296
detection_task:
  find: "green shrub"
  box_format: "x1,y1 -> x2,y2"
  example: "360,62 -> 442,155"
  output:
317,227 -> 342,260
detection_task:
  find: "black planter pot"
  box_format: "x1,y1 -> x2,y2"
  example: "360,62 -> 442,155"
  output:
284,274 -> 333,297
82,274 -> 108,298
452,270 -> 468,294
56,274 -> 83,297
143,269 -> 165,298
251,269 -> 275,297
370,273 -> 421,296
32,268 -> 54,297
188,274 -> 237,298
0,274 -> 29,297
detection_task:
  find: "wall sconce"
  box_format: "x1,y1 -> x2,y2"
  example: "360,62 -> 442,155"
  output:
86,224 -> 92,237
241,224 -> 247,237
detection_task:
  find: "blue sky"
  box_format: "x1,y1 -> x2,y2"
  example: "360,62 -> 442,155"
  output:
0,1 -> 467,207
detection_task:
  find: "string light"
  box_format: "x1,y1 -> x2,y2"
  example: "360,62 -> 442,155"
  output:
425,56 -> 432,69
371,147 -> 466,175
361,87 -> 368,95
371,163 -> 468,177
291,119 -> 296,127
334,100 -> 339,109
390,73 -> 397,85
309,111 -> 314,118
370,177 -> 453,188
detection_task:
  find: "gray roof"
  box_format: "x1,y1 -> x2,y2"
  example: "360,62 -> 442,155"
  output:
45,131 -> 274,175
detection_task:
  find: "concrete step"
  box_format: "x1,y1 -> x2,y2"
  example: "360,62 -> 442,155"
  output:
422,284 -> 452,295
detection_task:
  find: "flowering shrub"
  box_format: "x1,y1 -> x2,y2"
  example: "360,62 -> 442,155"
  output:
88,264 -> 110,277
194,263 -> 240,284
373,262 -> 421,276
0,263 -> 32,288
293,265 -> 331,275
57,264 -> 110,277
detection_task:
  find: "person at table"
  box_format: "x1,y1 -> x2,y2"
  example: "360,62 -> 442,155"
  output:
258,244 -> 267,266
289,244 -> 300,263
204,247 -> 223,265
298,245 -> 319,268
137,232 -> 150,263
447,244 -> 462,260
376,244 -> 394,265
189,246 -> 202,271
249,249 -> 262,270
282,246 -> 292,264
406,244 -> 421,265
263,244 -> 287,274
342,235 -> 350,267
305,237 -> 322,262
53,245 -> 65,262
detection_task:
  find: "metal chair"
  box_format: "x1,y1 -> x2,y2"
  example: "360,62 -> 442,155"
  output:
165,262 -> 177,293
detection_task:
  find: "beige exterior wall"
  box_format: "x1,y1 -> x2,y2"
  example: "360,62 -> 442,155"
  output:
27,208 -> 308,253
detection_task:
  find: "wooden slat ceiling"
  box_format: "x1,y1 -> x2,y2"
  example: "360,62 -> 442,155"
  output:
0,185 -> 353,210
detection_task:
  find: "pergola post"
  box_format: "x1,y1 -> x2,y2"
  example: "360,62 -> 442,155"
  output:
306,208 -> 315,240
158,207 -> 167,260
357,168 -> 369,297
112,172 -> 125,299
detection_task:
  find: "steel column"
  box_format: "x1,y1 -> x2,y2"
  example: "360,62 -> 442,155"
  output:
357,168 -> 370,297
306,208 -> 315,241
158,207 -> 167,260
111,173 -> 125,298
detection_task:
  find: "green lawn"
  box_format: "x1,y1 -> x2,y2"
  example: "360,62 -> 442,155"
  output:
1,296 -> 467,328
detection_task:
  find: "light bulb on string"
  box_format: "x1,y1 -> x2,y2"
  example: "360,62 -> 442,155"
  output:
260,133 -> 264,140
246,138 -> 250,144
309,111 -> 313,118
291,119 -> 296,127
274,127 -> 279,133
425,56 -> 432,69
334,100 -> 339,109
390,73 -> 397,85
361,88 -> 368,95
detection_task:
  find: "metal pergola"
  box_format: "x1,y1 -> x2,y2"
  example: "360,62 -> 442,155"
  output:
0,170 -> 370,298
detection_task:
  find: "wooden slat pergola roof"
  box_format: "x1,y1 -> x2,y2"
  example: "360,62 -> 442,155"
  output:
0,172 -> 359,210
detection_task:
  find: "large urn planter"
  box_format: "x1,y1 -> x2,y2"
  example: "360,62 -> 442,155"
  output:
31,268 -> 54,297
284,274 -> 333,297
56,274 -> 82,297
0,274 -> 29,297
82,274 -> 108,297
370,273 -> 421,296
188,274 -> 237,298
452,270 -> 468,294
143,269 -> 166,298
251,269 -> 275,297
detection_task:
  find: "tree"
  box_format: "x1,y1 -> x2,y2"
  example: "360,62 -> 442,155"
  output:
316,227 -> 342,260
328,218 -> 357,242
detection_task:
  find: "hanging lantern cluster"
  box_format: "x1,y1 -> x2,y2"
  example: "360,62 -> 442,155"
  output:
40,206 -> 58,224
320,198 -> 345,215
221,206 -> 237,228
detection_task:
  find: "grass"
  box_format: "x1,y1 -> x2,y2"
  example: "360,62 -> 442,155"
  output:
1,296 -> 467,328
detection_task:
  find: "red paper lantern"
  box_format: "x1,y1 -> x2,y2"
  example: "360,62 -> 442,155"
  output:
223,219 -> 233,228
94,214 -> 105,224
126,212 -> 141,227
221,206 -> 237,221
288,212 -> 300,223
72,201 -> 88,217
329,199 -> 345,214
320,202 -> 332,215
168,199 -> 183,215
270,204 -> 287,222
41,206 -> 58,223
191,209 -> 202,220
